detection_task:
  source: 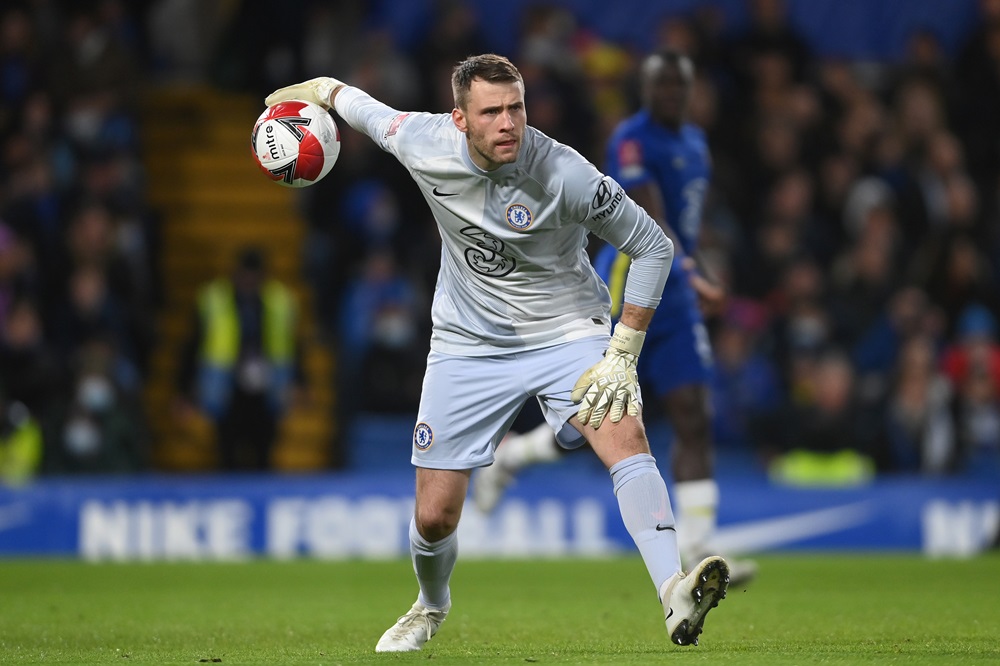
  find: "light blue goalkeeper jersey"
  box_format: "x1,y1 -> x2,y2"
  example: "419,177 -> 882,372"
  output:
335,86 -> 673,356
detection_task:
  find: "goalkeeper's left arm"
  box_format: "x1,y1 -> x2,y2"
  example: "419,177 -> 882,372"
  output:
574,186 -> 673,429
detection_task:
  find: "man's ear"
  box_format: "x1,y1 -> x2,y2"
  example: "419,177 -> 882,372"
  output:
451,107 -> 467,133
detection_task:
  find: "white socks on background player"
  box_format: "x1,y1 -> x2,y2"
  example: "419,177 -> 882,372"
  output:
673,479 -> 719,563
409,517 -> 457,610
497,422 -> 562,470
611,453 -> 682,594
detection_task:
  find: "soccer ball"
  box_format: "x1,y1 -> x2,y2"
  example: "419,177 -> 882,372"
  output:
251,100 -> 340,188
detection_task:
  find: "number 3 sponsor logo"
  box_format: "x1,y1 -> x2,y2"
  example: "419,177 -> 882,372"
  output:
460,226 -> 516,277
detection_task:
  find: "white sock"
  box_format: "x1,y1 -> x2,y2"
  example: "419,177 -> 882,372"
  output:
496,422 -> 559,471
674,479 -> 719,561
409,517 -> 457,610
610,453 -> 682,595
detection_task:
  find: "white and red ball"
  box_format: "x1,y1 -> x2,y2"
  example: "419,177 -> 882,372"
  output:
251,100 -> 340,188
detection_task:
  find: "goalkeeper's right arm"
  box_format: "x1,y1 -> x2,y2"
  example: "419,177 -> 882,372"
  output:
265,77 -> 346,110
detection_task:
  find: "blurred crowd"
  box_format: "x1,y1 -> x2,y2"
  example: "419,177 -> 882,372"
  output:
2,0 -> 1000,482
0,0 -> 159,482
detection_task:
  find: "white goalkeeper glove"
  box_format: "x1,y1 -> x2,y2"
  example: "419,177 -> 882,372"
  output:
264,76 -> 345,110
572,322 -> 645,429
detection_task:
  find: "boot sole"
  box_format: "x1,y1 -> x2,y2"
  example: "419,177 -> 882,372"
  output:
670,557 -> 730,646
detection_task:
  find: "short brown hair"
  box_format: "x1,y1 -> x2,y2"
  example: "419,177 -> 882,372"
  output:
451,53 -> 523,110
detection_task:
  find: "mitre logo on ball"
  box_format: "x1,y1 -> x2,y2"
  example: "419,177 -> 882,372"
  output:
251,100 -> 340,188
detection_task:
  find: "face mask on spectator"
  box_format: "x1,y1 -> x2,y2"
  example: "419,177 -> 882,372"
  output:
789,314 -> 827,350
373,310 -> 416,349
64,417 -> 101,456
77,375 -> 115,413
65,107 -> 103,144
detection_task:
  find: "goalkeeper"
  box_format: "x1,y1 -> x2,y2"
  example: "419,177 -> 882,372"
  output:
266,54 -> 729,653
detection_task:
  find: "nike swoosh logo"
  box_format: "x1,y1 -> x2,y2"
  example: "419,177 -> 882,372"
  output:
712,502 -> 873,553
432,186 -> 458,197
655,524 -> 675,532
666,609 -> 674,620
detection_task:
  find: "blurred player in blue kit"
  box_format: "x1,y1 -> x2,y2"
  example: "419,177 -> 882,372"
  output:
266,53 -> 730,653
473,51 -> 757,585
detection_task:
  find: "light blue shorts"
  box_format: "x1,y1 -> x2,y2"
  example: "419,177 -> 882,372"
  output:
411,336 -> 634,470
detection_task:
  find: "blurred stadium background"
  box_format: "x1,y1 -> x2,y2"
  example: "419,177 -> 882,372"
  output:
0,0 -> 998,562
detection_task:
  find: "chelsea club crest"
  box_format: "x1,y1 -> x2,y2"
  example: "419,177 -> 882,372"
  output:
505,203 -> 533,230
413,423 -> 434,451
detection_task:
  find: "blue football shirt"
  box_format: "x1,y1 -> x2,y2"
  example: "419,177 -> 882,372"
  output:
599,109 -> 711,322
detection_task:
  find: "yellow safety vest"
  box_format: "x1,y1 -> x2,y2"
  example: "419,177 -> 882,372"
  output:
0,416 -> 42,486
768,449 -> 876,488
197,279 -> 296,366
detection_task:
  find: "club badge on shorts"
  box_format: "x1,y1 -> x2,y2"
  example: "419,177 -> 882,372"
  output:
413,422 -> 434,451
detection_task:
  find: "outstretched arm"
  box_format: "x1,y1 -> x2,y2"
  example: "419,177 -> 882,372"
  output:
265,76 -> 347,110
266,77 -> 421,156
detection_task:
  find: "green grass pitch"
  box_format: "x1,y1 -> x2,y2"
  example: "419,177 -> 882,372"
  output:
2,554 -> 999,664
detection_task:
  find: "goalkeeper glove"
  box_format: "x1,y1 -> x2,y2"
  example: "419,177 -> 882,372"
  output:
265,77 -> 344,110
571,322 -> 645,429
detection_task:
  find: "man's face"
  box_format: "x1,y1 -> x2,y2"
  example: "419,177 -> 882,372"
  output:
453,78 -> 526,171
234,268 -> 262,295
643,57 -> 693,129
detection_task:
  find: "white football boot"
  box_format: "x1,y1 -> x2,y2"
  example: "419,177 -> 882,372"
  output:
659,555 -> 730,646
374,600 -> 450,653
